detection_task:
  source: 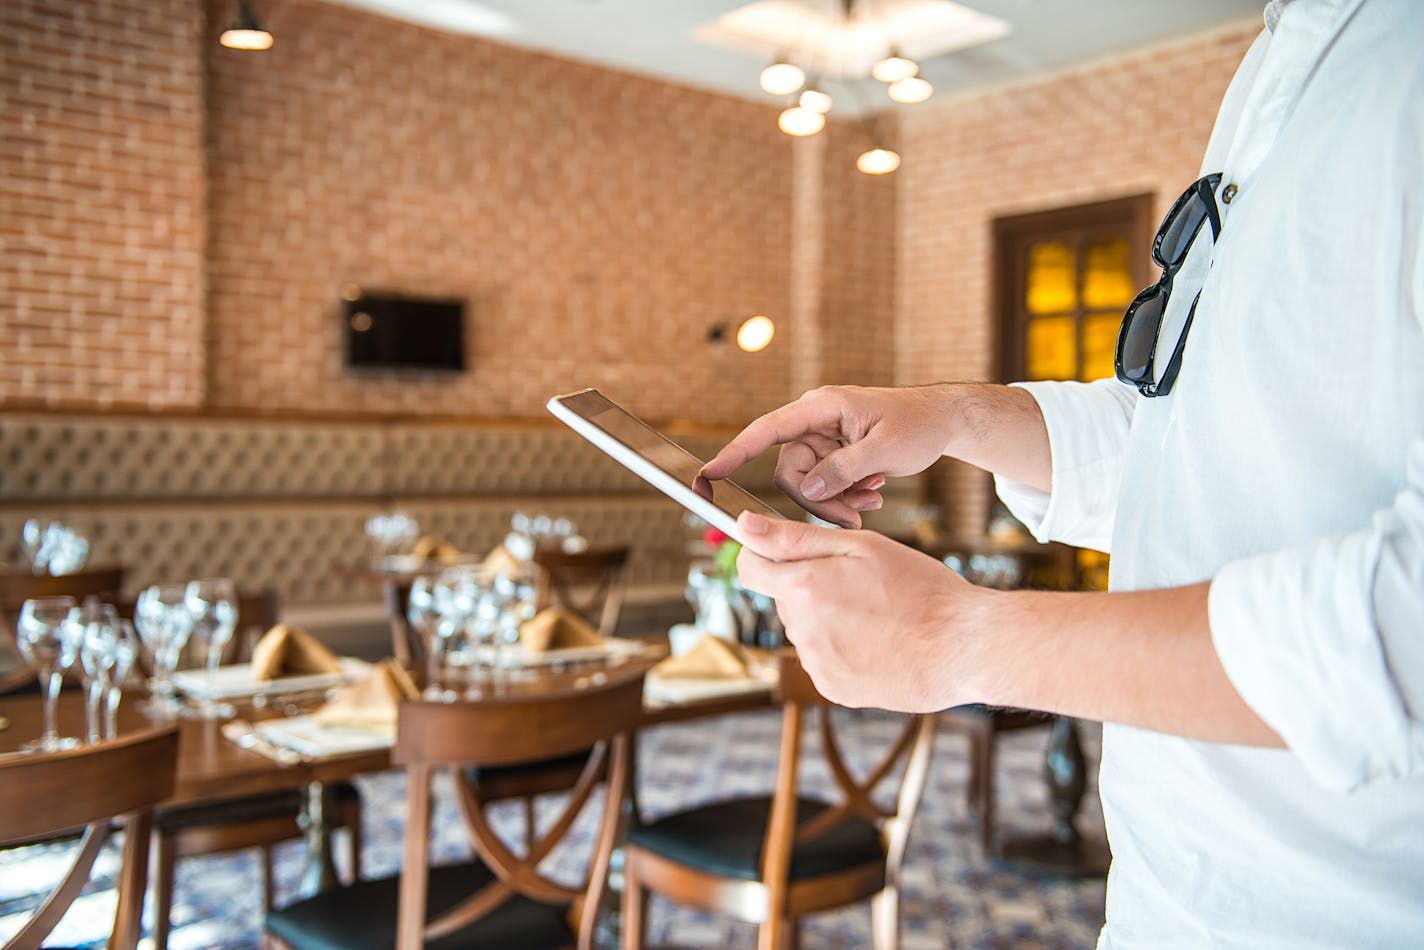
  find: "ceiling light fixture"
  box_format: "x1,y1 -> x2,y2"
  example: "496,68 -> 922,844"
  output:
871,50 -> 919,83
888,75 -> 933,104
219,0 -> 273,50
778,106 -> 826,137
856,147 -> 901,176
759,56 -> 805,95
798,85 -> 832,114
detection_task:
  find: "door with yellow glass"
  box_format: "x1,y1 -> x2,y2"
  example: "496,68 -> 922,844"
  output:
993,195 -> 1154,588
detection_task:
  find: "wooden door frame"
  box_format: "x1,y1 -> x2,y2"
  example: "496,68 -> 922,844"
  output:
991,194 -> 1156,383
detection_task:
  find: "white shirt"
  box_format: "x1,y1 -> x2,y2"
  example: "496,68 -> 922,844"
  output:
994,1 -> 1424,945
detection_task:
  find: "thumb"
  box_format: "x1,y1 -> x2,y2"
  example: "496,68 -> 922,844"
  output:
800,439 -> 882,503
738,512 -> 860,562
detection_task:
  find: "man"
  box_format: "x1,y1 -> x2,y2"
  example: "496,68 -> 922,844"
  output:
701,1 -> 1423,945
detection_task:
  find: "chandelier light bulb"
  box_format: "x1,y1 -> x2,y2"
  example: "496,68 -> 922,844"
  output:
888,75 -> 933,104
856,148 -> 902,175
871,52 -> 918,83
760,59 -> 806,96
778,106 -> 826,137
798,86 -> 832,114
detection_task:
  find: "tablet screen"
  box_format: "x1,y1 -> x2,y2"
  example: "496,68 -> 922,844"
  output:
547,389 -> 784,538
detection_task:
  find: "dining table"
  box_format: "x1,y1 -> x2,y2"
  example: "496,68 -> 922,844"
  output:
0,647 -> 777,899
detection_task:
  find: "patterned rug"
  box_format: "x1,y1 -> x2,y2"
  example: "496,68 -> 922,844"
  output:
0,709 -> 1106,948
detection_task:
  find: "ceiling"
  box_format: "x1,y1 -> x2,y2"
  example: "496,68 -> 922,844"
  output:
322,0 -> 1265,116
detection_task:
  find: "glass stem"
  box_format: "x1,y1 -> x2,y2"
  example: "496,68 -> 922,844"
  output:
105,685 -> 121,739
42,669 -> 61,746
426,635 -> 443,698
86,677 -> 104,743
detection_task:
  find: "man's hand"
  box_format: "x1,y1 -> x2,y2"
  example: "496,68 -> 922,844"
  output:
734,511 -> 989,712
701,385 -> 964,528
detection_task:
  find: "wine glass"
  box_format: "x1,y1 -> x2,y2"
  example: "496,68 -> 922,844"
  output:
407,574 -> 446,699
15,596 -> 83,752
135,584 -> 195,719
184,578 -> 239,719
105,619 -> 140,739
77,602 -> 120,743
487,568 -> 538,684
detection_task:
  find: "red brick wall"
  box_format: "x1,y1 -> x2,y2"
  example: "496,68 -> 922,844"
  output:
895,22 -> 1261,532
0,0 -> 208,409
202,0 -> 803,424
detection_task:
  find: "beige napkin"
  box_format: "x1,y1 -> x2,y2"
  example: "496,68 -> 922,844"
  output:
479,543 -> 526,580
250,624 -> 344,682
411,535 -> 463,564
651,634 -> 752,680
312,659 -> 419,731
519,606 -> 603,653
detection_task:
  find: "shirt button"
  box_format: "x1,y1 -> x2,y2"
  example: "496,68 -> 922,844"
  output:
1221,183 -> 1239,204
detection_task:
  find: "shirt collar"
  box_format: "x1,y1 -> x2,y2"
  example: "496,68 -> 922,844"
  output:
1264,0 -> 1298,31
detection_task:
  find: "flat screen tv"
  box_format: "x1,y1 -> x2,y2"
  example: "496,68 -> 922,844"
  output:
342,290 -> 466,373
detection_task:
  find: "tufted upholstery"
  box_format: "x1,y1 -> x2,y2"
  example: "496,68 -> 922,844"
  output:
0,413 -> 820,610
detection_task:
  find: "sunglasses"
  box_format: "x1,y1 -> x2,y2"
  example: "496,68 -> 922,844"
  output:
1115,173 -> 1223,397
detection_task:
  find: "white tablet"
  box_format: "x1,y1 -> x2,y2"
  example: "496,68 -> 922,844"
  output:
547,389 -> 785,544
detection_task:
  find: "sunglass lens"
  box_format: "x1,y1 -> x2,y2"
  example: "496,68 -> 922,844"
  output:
1118,288 -> 1164,381
1159,194 -> 1208,266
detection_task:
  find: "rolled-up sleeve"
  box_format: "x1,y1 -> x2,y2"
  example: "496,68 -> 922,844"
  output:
1209,437 -> 1424,791
993,377 -> 1138,553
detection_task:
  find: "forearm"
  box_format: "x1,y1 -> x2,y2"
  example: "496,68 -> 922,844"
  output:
937,383 -> 1053,493
959,581 -> 1283,747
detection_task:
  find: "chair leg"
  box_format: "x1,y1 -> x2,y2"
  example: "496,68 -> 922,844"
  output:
151,832 -> 176,950
343,799 -> 364,883
757,914 -> 785,950
871,888 -> 900,950
980,728 -> 999,857
620,865 -> 647,950
523,796 -> 537,852
260,845 -> 275,914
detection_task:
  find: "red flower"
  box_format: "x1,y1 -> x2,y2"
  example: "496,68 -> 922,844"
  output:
702,526 -> 730,548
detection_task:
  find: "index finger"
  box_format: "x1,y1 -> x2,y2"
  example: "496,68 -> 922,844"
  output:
701,399 -> 838,481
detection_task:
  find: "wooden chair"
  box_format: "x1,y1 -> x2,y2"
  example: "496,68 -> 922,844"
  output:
0,726 -> 180,950
532,544 -> 631,637
264,665 -> 646,950
145,588 -> 362,950
0,566 -> 126,694
940,704 -> 1052,856
621,653 -> 937,950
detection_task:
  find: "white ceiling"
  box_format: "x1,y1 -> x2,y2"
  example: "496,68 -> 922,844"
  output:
323,0 -> 1265,116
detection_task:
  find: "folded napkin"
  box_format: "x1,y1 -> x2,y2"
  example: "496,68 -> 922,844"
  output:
479,543 -> 527,580
411,535 -> 463,564
312,659 -> 419,731
519,606 -> 602,653
651,634 -> 752,680
250,624 -> 344,682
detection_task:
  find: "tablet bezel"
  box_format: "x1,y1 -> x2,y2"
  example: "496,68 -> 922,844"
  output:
546,388 -> 782,545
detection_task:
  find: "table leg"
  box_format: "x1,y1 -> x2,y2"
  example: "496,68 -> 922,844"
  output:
294,781 -> 342,897
996,716 -> 1110,877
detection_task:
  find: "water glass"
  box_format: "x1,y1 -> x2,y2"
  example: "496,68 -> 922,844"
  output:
184,578 -> 239,719
105,619 -> 140,739
15,596 -> 83,752
77,602 -> 121,743
487,568 -> 537,684
135,583 -> 196,719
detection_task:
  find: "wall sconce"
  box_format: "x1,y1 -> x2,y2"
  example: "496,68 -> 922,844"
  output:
708,315 -> 777,353
220,0 -> 274,51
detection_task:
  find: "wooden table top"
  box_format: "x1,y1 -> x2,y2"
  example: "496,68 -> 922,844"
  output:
0,658 -> 774,809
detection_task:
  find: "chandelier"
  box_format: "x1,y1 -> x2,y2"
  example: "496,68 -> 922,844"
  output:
703,0 -> 1012,174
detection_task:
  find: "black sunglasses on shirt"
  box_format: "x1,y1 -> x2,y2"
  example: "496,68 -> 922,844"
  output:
1115,173 -> 1223,397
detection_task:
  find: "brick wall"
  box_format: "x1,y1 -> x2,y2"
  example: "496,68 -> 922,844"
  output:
0,0 -> 208,410
895,21 -> 1261,532
202,0 -> 807,424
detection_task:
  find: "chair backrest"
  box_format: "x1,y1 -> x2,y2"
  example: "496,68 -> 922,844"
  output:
764,653 -> 937,903
391,664 -> 647,950
0,726 -> 180,950
531,545 -> 631,637
382,578 -> 421,670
